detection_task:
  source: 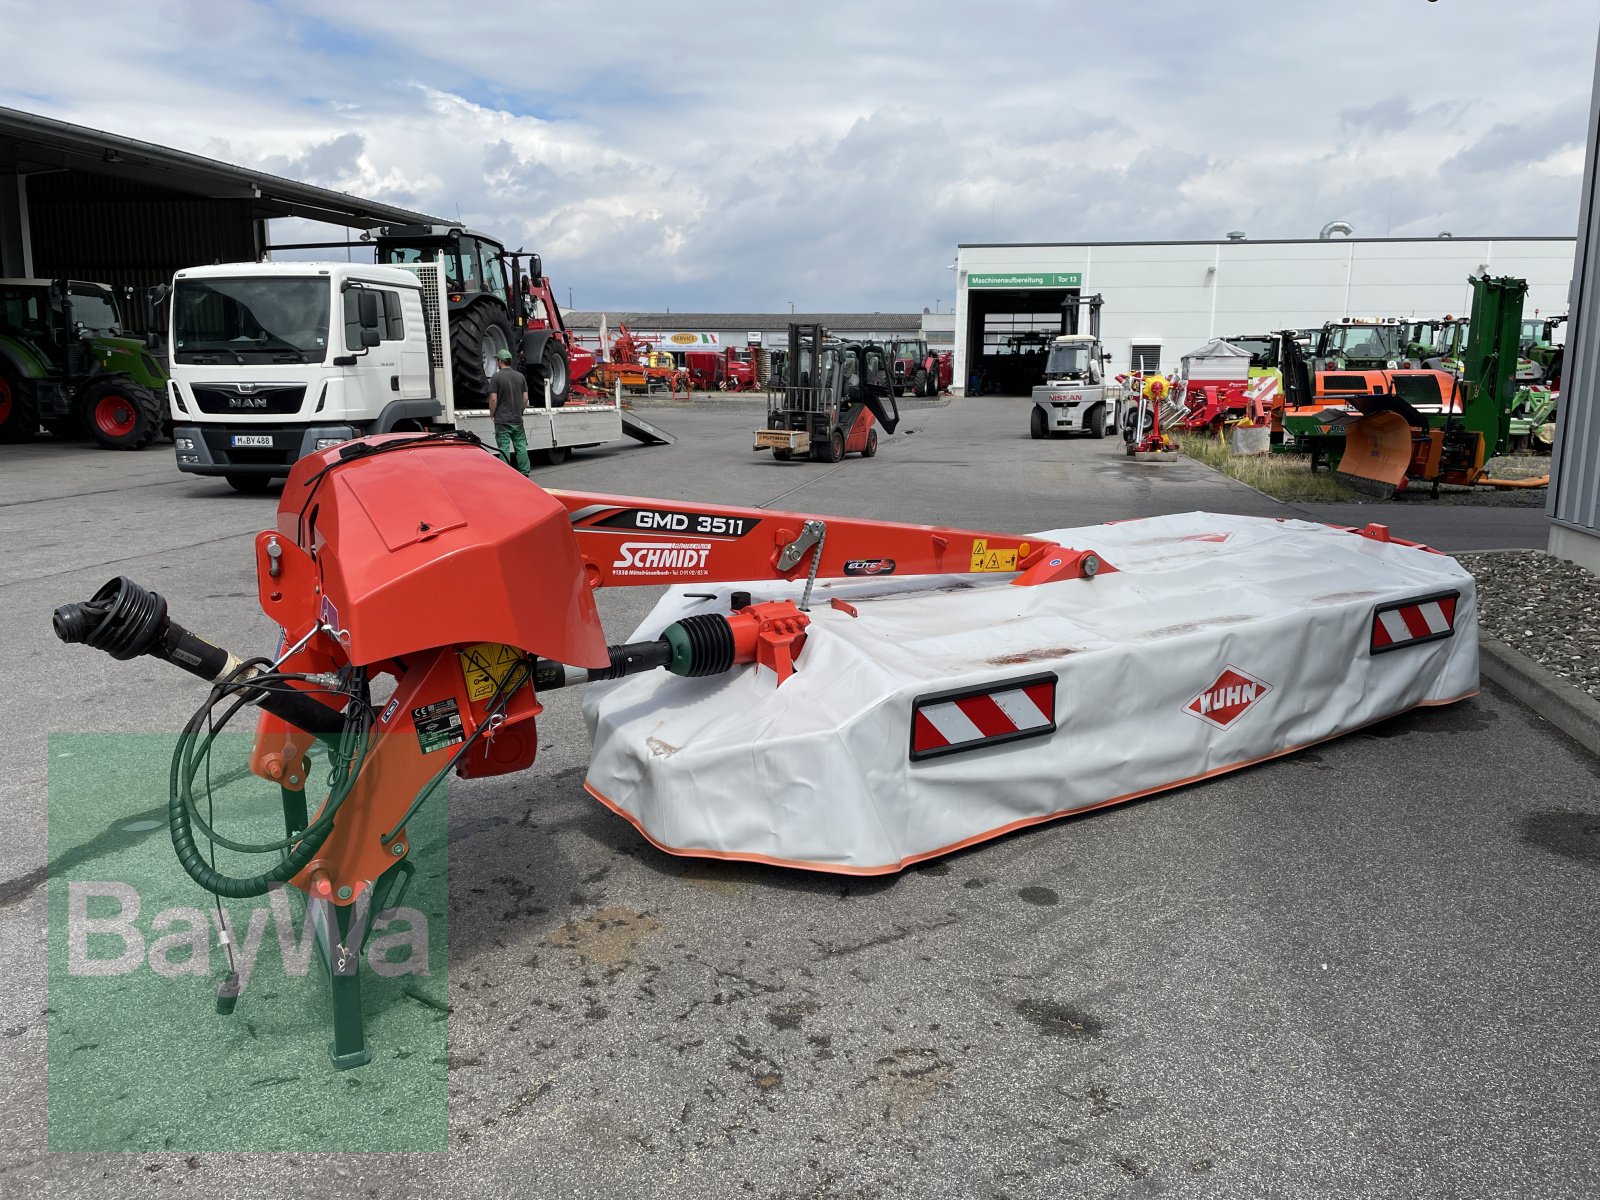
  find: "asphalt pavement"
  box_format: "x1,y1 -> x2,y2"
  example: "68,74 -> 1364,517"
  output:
1,396 -> 1595,1198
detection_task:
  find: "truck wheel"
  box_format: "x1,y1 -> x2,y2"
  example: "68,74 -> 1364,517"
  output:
824,428 -> 845,463
1088,404 -> 1106,439
79,380 -> 163,450
861,428 -> 878,457
531,446 -> 571,466
450,302 -> 514,407
535,342 -> 571,408
1030,407 -> 1048,440
0,370 -> 40,444
772,448 -> 792,461
225,474 -> 273,495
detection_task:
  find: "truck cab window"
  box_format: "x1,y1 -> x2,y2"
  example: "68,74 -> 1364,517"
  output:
343,288 -> 404,350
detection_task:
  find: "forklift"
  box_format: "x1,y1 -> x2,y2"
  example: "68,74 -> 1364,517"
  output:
754,323 -> 900,462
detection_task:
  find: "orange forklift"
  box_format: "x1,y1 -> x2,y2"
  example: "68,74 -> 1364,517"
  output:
754,323 -> 900,462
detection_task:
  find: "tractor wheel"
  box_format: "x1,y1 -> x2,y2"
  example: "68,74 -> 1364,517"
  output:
772,448 -> 792,461
225,474 -> 274,495
1089,404 -> 1106,439
823,428 -> 845,463
0,369 -> 40,444
79,379 -> 163,450
534,342 -> 571,408
861,428 -> 878,458
912,368 -> 929,397
1030,406 -> 1048,440
450,302 -> 514,407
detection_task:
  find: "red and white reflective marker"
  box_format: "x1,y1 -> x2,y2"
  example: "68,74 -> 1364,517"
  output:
1183,666 -> 1272,730
1370,592 -> 1459,654
910,673 -> 1057,761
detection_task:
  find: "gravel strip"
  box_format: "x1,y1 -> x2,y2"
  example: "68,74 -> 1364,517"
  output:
1456,550 -> 1600,702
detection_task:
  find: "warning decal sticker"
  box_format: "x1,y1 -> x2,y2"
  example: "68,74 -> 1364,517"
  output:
413,697 -> 465,755
458,642 -> 523,702
970,538 -> 1025,573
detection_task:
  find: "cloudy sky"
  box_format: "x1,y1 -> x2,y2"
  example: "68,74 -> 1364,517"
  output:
4,0 -> 1597,312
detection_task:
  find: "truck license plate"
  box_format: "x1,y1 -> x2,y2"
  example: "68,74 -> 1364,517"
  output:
230,435 -> 273,448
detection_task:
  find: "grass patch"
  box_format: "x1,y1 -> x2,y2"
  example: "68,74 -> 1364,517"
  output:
1176,432 -> 1360,502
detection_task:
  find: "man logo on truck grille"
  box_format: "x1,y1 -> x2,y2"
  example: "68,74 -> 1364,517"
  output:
612,541 -> 712,576
1183,666 -> 1272,729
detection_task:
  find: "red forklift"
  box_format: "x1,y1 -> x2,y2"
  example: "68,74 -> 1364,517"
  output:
754,323 -> 899,462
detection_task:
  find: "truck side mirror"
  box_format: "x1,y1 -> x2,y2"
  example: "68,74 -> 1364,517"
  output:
357,291 -> 380,329
360,327 -> 381,348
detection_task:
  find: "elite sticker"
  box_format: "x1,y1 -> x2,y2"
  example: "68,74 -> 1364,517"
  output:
843,558 -> 896,576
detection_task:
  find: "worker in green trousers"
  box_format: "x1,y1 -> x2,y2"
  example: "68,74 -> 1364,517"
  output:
488,348 -> 532,474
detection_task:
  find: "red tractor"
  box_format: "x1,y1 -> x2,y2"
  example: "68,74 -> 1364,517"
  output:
376,226 -> 587,406
887,337 -> 941,397
723,346 -> 759,391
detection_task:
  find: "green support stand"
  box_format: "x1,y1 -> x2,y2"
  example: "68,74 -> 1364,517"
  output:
326,898 -> 372,1070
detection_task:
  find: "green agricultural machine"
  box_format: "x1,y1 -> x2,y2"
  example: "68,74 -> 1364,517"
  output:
0,278 -> 170,448
1335,275 -> 1542,495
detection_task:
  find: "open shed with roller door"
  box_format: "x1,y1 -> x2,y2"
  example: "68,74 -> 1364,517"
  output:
0,107 -> 443,324
963,279 -> 1081,396
0,105 -> 444,448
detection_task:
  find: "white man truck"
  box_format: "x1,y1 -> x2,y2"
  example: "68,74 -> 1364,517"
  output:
168,259 -> 656,492
1028,293 -> 1122,440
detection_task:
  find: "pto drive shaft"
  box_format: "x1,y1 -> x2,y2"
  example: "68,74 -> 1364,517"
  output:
53,576 -> 346,737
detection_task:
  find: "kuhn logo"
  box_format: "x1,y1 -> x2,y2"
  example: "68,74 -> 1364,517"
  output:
228,396 -> 269,409
843,558 -> 896,576
1183,666 -> 1271,729
613,541 -> 712,573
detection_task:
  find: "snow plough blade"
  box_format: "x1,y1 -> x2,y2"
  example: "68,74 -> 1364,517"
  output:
583,513 -> 1479,874
1335,410 -> 1415,497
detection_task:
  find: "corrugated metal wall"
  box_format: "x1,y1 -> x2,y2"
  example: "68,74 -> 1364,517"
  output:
25,171 -> 259,331
1549,28 -> 1600,536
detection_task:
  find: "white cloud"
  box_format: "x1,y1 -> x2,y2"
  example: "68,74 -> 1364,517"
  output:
2,0 -> 1595,310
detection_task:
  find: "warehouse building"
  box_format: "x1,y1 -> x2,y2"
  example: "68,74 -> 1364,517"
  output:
952,235 -> 1577,396
1549,33 -> 1600,573
563,311 -> 923,353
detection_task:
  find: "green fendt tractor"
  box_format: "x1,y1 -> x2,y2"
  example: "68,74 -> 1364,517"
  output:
0,278 -> 169,449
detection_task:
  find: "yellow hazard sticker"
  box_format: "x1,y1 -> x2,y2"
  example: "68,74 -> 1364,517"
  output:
458,642 -> 522,702
969,539 -> 1019,573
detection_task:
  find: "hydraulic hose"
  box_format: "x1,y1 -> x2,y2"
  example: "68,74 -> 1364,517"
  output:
54,576 -> 364,899
166,663 -> 372,899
